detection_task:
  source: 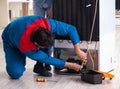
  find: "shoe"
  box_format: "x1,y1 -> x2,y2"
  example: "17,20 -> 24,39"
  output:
33,64 -> 52,77
38,70 -> 52,77
45,64 -> 51,71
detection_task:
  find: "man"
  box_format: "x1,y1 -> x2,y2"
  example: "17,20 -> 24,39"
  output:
33,0 -> 53,72
2,16 -> 87,79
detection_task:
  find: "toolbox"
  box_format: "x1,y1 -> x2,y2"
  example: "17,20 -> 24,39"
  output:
81,70 -> 103,84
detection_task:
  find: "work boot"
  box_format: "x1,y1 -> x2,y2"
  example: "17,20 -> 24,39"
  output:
33,62 -> 52,77
45,64 -> 51,71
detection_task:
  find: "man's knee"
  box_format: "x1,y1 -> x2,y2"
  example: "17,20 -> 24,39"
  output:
6,67 -> 25,79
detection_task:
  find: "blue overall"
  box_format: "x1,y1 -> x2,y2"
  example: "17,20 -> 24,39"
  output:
1,16 -> 80,79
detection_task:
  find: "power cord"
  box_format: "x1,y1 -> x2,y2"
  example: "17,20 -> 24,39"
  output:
86,0 -> 98,70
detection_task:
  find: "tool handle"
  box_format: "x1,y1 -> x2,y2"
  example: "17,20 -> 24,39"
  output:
36,78 -> 47,82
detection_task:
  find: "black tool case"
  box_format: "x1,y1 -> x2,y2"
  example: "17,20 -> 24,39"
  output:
81,70 -> 103,84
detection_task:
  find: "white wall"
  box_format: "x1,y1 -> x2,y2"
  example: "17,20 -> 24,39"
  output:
0,0 -> 10,28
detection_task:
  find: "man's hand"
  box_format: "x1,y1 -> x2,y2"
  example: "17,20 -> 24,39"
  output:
74,43 -> 87,60
64,62 -> 83,72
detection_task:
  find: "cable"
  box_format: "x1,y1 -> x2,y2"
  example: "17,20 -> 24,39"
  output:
86,0 -> 98,70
